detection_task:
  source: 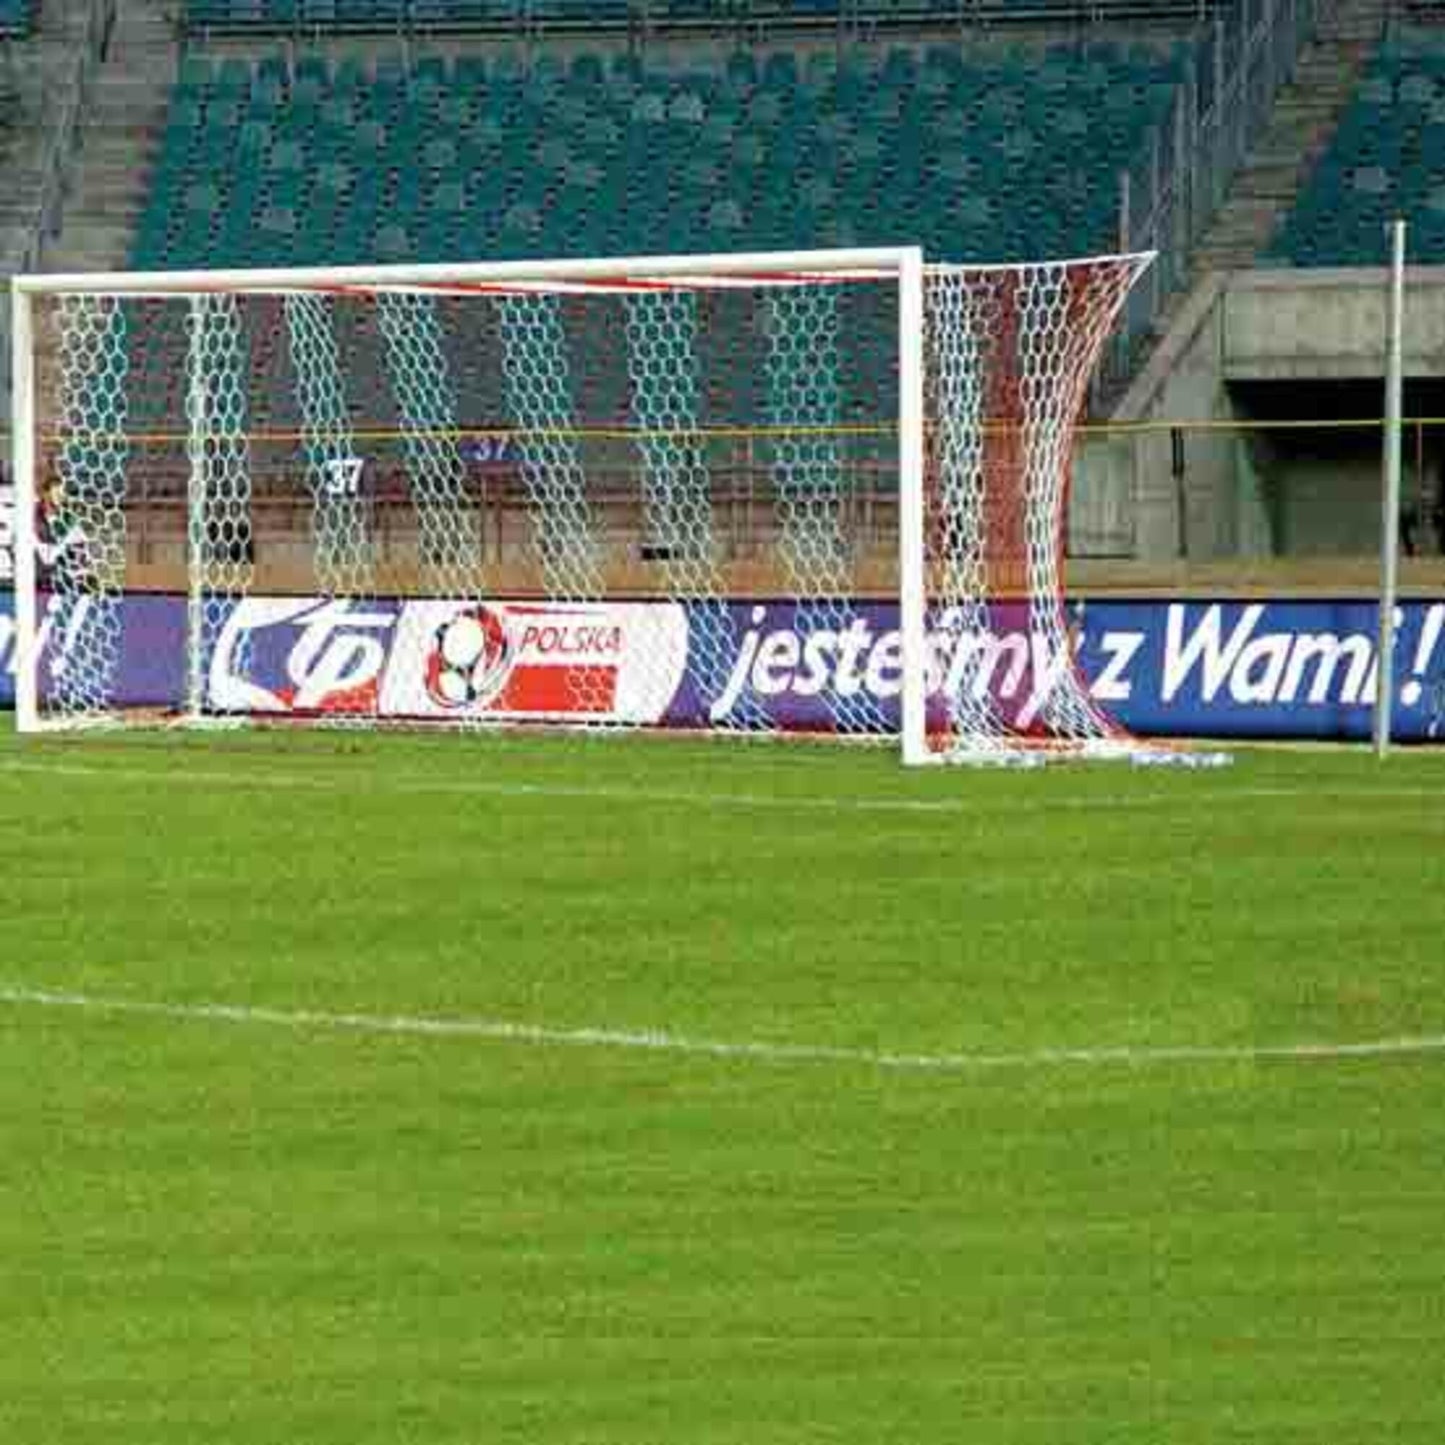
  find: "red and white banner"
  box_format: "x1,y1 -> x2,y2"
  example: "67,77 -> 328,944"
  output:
206,595 -> 688,724
385,599 -> 688,724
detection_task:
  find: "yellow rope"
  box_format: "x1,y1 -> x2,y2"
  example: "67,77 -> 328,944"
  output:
33,421 -> 892,448
20,414 -> 1437,449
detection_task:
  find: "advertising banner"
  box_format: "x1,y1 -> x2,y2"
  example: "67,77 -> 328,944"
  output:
200,596 -> 690,725
0,482 -> 13,587
1,590 -> 12,702
1075,598 -> 1445,741
3,590 -> 1444,742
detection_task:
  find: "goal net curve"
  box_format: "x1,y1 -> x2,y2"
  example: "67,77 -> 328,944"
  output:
10,246 -> 1196,766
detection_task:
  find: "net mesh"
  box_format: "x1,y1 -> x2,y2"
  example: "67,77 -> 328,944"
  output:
767,285 -> 888,735
283,292 -> 374,597
185,294 -> 254,710
624,289 -> 757,730
47,295 -> 131,722
375,291 -> 483,595
22,252 -> 1164,761
923,256 -> 1152,763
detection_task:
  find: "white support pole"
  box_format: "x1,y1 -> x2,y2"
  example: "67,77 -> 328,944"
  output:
11,282 -> 39,734
1375,219 -> 1406,760
185,295 -> 207,719
897,246 -> 929,767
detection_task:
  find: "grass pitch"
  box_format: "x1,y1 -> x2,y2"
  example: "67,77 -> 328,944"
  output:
2,724 -> 1443,1444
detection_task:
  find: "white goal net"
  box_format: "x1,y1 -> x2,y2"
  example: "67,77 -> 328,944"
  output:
11,246 -> 1187,765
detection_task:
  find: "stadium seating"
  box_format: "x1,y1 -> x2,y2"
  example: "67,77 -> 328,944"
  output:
134,42 -> 1184,271
1270,35 -> 1445,266
0,0 -> 36,35
120,40 -> 1184,452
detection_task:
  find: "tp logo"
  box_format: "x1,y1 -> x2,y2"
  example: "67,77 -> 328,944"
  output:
209,598 -> 397,713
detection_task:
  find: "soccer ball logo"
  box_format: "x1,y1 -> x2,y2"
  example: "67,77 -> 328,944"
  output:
425,605 -> 513,709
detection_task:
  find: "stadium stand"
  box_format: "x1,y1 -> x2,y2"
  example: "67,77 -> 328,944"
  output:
1269,32 -> 1445,265
132,41 -> 1184,271
108,30 -> 1189,549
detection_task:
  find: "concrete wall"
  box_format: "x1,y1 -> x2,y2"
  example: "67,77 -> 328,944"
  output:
1110,263 -> 1445,564
1107,274 -> 1258,563
1222,266 -> 1445,381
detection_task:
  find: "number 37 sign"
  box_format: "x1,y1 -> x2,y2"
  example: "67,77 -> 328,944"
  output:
321,457 -> 364,497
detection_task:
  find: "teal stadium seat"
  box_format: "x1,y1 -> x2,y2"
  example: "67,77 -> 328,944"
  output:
1270,35 -> 1445,266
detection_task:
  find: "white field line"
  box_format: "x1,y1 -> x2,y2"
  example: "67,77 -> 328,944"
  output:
2,983 -> 1443,1074
0,756 -> 1438,818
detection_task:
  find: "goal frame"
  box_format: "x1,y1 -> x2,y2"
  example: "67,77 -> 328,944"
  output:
11,246 -> 934,755
13,246 -> 1188,766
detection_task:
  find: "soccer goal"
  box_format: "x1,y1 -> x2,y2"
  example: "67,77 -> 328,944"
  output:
11,246 -> 1180,765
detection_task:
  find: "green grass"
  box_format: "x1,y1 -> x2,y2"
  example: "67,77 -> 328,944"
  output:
2,724 -> 1443,1443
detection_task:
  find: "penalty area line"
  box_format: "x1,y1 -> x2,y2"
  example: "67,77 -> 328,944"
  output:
2,983 -> 1443,1075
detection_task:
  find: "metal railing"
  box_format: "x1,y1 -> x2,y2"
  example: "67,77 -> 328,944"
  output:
1105,0 -> 1328,393
179,0 -> 1222,41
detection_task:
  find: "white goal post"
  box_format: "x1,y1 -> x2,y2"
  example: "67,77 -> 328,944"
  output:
11,245 -> 1186,766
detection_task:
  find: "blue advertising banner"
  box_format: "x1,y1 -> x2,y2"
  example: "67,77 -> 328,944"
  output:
3,589 -> 1444,742
0,480 -> 13,590
1072,598 -> 1445,742
0,590 -> 11,706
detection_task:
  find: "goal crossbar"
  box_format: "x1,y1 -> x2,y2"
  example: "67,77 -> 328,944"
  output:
12,248 -> 920,298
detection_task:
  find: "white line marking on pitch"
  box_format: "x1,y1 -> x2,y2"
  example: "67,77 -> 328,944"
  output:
0,756 -> 1438,818
2,984 -> 1442,1074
